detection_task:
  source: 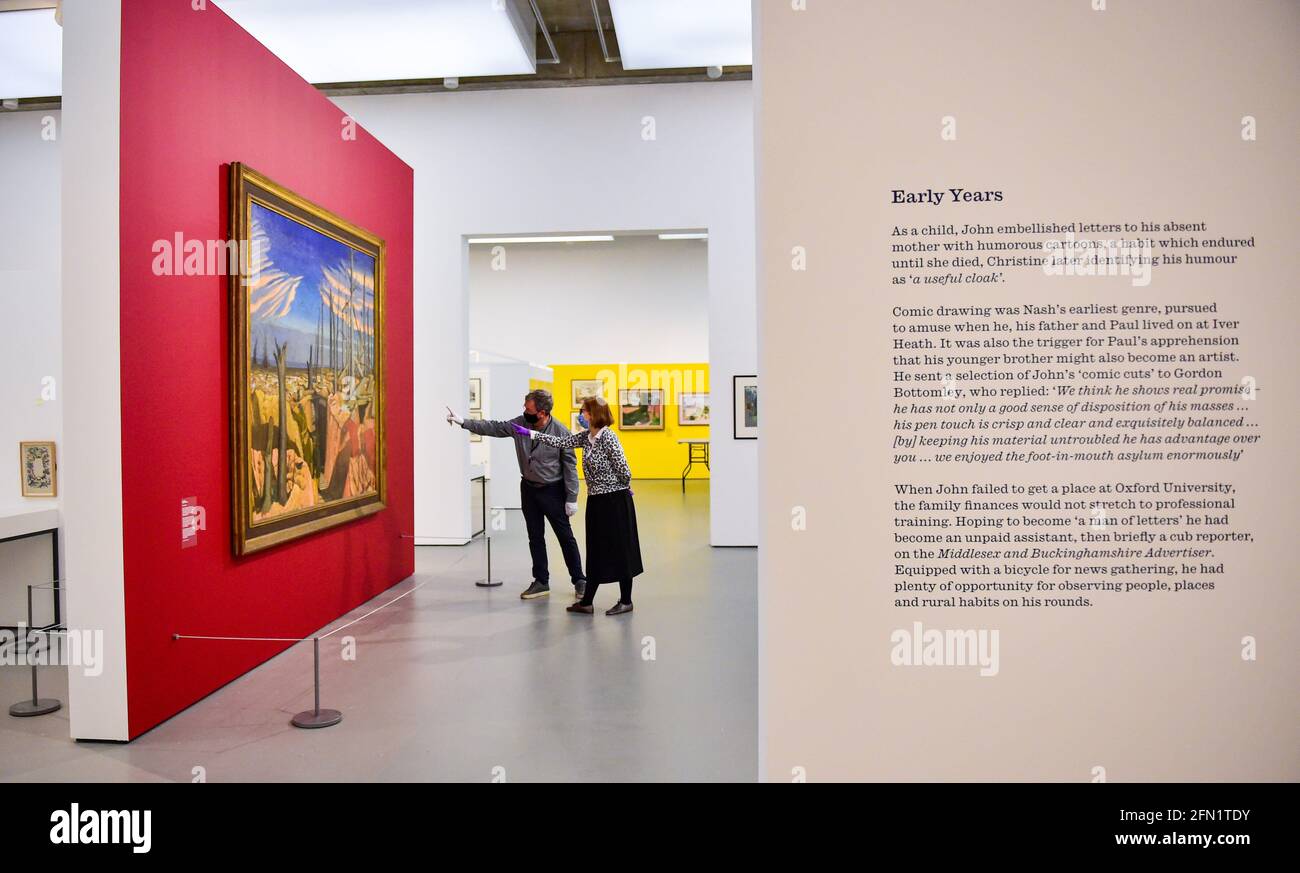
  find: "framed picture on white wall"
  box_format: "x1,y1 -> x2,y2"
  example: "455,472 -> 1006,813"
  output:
733,376 -> 758,439
469,377 -> 482,411
19,440 -> 57,497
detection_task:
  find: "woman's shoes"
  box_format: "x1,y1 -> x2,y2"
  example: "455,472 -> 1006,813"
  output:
565,601 -> 632,615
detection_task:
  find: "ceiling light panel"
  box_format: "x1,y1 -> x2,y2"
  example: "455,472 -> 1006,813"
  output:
0,9 -> 62,100
608,0 -> 751,71
468,236 -> 615,244
213,0 -> 537,82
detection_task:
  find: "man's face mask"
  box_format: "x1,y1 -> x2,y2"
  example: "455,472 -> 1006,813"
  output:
523,411 -> 540,425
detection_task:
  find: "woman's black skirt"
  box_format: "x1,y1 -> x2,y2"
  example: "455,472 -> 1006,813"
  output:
584,489 -> 644,583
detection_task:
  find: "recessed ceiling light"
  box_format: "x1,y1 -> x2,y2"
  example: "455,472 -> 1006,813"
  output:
468,235 -> 616,244
658,233 -> 708,241
609,0 -> 751,71
0,9 -> 62,100
213,0 -> 537,82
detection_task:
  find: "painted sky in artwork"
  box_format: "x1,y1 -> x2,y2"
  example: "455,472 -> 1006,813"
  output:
248,201 -> 376,367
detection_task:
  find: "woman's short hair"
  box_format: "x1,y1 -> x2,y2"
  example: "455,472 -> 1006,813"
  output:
582,395 -> 614,429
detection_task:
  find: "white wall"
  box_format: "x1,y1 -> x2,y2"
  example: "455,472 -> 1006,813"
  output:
0,110 -> 63,624
334,81 -> 757,546
472,360 -> 552,510
60,0 -> 129,741
0,109 -> 62,514
469,235 -> 708,364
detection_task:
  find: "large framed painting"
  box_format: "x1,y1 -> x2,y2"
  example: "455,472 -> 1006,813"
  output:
678,392 -> 710,426
229,163 -> 386,555
733,375 -> 758,439
618,389 -> 664,430
19,441 -> 57,498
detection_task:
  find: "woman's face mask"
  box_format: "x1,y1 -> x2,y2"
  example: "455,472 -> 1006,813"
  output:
577,412 -> 589,429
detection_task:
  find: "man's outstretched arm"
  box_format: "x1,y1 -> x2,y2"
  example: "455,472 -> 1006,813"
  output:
447,407 -> 520,438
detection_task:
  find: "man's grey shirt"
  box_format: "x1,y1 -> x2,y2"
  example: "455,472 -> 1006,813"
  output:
462,415 -> 580,503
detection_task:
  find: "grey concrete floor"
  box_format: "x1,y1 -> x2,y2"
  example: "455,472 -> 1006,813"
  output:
0,481 -> 757,782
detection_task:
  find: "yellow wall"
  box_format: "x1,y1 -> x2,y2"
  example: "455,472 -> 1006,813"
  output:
550,362 -> 710,480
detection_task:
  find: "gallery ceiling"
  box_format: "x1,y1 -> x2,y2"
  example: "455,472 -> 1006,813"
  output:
0,0 -> 752,110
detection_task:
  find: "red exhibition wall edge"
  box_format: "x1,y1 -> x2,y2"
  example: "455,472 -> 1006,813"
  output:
118,0 -> 415,738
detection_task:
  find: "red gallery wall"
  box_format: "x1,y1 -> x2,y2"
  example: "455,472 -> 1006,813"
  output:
118,0 -> 415,738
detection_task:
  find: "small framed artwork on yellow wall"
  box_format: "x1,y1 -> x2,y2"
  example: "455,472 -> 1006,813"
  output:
19,441 -> 57,497
678,392 -> 710,426
572,379 -> 605,406
619,389 -> 665,430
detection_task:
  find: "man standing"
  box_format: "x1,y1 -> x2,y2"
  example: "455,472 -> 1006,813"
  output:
447,389 -> 585,600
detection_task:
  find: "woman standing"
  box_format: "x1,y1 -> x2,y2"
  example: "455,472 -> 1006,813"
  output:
512,396 -> 643,615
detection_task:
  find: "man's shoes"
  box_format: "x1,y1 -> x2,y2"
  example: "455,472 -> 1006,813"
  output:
520,581 -> 550,600
566,603 -> 594,615
573,580 -> 587,600
605,602 -> 634,616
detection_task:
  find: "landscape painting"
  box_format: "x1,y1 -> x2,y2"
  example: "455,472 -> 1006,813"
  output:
230,164 -> 385,555
572,378 -> 606,406
678,392 -> 710,426
619,389 -> 664,430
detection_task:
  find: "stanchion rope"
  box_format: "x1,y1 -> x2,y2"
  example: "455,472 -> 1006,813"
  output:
172,545 -> 474,644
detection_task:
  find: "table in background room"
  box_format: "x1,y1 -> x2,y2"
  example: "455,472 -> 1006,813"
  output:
677,440 -> 709,492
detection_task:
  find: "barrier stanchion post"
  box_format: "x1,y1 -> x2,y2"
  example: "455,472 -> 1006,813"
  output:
9,584 -> 61,718
291,637 -> 341,729
177,573 -> 435,730
475,535 -> 502,588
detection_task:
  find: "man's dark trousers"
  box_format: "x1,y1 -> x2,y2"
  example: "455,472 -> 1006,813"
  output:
520,480 -> 584,586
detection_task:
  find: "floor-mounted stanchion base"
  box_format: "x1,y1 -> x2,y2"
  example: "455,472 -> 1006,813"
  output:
291,708 -> 342,729
474,536 -> 500,587
10,698 -> 61,717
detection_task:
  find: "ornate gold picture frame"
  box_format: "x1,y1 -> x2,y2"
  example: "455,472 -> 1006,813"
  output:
229,163 -> 386,555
